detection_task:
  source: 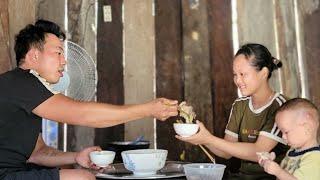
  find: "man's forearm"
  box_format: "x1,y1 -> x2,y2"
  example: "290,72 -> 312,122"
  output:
28,146 -> 77,167
34,95 -> 152,128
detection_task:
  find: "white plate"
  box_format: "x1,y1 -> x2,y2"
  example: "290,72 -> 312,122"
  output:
95,161 -> 187,179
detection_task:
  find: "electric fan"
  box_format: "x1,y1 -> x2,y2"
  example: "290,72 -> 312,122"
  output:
64,41 -> 97,101
51,41 -> 97,100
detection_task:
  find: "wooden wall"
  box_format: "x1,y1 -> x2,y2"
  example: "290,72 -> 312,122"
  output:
96,0 -> 320,164
155,0 -> 185,161
0,0 -> 37,73
123,0 -> 156,146
274,1 -> 301,97
207,0 -> 237,166
95,0 -> 125,149
156,0 -> 236,163
180,0 -> 215,162
302,1 -> 320,108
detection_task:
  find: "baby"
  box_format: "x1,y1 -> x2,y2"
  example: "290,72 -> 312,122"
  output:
257,98 -> 320,180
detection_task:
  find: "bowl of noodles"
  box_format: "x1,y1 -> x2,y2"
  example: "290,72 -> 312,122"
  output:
173,102 -> 199,137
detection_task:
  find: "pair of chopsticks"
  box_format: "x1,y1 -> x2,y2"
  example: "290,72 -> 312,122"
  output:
199,144 -> 215,164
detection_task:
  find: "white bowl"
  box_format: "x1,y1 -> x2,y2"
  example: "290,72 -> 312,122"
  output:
121,149 -> 167,176
173,123 -> 199,137
183,163 -> 226,180
89,150 -> 115,167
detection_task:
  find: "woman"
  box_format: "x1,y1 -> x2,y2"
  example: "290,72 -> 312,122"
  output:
176,43 -> 288,179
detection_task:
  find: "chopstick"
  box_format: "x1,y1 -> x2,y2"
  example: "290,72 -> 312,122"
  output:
199,144 -> 215,164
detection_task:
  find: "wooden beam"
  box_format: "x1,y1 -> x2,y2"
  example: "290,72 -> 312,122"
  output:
181,0 -> 213,162
274,1 -> 301,98
208,0 -> 238,167
155,0 -> 184,161
208,0 -> 236,143
95,0 -> 124,149
302,3 -> 320,107
123,0 -> 155,146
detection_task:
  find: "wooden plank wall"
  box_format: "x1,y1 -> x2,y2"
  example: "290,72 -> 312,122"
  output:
237,0 -> 282,93
302,1 -> 320,108
180,0 -> 214,162
8,0 -> 37,68
274,1 -> 301,98
155,0 -> 236,163
37,0 -> 65,29
95,0 -> 125,148
155,0 -> 185,161
207,0 -> 237,166
208,0 -> 236,147
123,0 -> 156,145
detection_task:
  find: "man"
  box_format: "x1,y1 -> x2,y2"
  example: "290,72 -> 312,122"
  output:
0,19 -> 178,180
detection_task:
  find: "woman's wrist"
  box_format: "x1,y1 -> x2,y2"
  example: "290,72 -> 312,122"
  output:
203,134 -> 216,146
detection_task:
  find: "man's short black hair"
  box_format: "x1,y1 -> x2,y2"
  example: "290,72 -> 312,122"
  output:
14,19 -> 66,66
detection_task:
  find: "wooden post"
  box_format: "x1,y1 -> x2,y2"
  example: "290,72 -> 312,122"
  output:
155,0 -> 185,160
123,0 -> 156,146
95,0 -> 125,148
208,0 -> 238,167
181,0 -> 213,162
299,0 -> 320,106
274,1 -> 301,98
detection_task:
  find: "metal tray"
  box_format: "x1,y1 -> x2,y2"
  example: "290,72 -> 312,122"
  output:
95,161 -> 187,179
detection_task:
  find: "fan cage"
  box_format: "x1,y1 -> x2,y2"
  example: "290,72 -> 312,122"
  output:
65,41 -> 97,101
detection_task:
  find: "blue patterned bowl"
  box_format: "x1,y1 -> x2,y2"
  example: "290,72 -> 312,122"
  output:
121,149 -> 168,176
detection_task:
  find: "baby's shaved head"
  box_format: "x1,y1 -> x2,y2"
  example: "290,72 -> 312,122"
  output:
276,98 -> 319,142
277,98 -> 318,120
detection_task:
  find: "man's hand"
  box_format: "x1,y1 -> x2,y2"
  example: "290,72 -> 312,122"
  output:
149,98 -> 178,121
75,146 -> 102,169
175,120 -> 212,145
